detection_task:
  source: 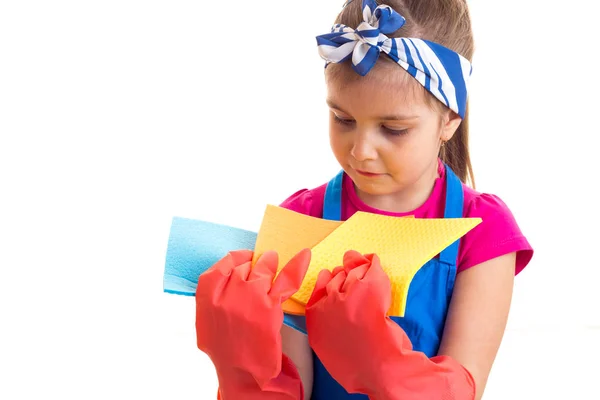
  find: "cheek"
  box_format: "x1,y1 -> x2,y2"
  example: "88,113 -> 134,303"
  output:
406,123 -> 441,152
328,121 -> 350,154
380,134 -> 431,170
329,132 -> 346,162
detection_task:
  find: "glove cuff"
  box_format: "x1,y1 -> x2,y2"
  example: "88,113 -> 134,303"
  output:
216,354 -> 304,400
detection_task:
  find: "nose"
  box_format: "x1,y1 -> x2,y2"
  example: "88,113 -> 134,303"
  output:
350,130 -> 378,162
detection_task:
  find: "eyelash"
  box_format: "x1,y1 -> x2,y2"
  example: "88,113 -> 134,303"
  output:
333,115 -> 409,136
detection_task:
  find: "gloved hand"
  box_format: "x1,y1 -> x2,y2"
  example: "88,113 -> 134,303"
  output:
305,250 -> 475,400
196,248 -> 311,400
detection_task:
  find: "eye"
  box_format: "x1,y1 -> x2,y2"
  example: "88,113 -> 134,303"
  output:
333,114 -> 355,126
382,126 -> 409,136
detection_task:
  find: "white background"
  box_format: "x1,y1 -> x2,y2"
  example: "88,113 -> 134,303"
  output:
1,0 -> 599,398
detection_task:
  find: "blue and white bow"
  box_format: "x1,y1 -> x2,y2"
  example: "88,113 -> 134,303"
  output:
316,0 -> 472,118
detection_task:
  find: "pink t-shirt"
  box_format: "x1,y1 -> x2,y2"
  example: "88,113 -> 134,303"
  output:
280,161 -> 533,275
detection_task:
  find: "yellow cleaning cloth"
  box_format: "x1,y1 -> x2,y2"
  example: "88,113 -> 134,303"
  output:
252,205 -> 343,265
253,205 -> 481,317
293,212 -> 481,316
252,205 -> 343,315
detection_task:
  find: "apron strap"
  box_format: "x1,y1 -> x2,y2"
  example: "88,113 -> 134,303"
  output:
323,170 -> 344,221
438,164 -> 464,268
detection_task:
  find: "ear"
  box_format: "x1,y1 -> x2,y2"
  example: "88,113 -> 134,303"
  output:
441,111 -> 462,142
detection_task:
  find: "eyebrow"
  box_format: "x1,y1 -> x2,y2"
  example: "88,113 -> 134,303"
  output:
326,99 -> 419,121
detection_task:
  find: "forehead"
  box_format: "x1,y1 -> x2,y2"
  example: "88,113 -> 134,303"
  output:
324,60 -> 429,115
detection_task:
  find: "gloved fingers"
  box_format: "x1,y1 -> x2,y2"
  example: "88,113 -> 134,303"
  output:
306,264 -> 345,308
326,267 -> 348,296
340,251 -> 381,293
231,259 -> 253,284
306,268 -> 333,308
227,249 -> 255,267
357,254 -> 393,313
342,249 -> 370,272
196,251 -> 243,298
200,250 -> 253,281
362,253 -> 392,291
247,250 -> 278,283
341,262 -> 369,293
331,265 -> 345,277
270,248 -> 312,302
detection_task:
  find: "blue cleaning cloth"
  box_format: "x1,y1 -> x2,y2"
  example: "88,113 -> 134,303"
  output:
163,216 -> 307,333
163,216 -> 258,296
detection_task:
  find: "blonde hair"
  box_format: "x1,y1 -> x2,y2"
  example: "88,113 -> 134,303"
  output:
330,0 -> 476,187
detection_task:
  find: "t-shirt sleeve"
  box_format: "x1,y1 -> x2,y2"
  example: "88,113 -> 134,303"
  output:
459,193 -> 534,275
278,185 -> 326,218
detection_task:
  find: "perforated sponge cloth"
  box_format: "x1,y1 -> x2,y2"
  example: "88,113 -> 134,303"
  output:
252,205 -> 481,317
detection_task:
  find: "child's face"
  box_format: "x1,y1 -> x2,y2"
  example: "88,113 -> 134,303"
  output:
325,62 -> 460,200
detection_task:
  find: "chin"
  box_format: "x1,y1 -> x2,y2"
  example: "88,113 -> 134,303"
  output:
352,178 -> 396,196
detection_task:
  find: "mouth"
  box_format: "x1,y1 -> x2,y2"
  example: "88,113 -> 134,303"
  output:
355,169 -> 385,177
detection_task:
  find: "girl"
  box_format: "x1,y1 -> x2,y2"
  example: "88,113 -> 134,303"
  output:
195,1 -> 533,399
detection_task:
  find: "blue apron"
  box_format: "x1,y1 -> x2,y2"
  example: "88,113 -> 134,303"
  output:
307,164 -> 464,399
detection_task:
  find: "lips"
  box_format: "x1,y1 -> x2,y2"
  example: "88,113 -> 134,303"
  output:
356,169 -> 384,177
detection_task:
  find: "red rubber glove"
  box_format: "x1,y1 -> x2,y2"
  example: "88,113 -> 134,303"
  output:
305,250 -> 476,400
196,249 -> 311,400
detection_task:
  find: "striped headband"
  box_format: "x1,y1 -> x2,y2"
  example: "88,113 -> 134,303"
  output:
316,0 -> 472,118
